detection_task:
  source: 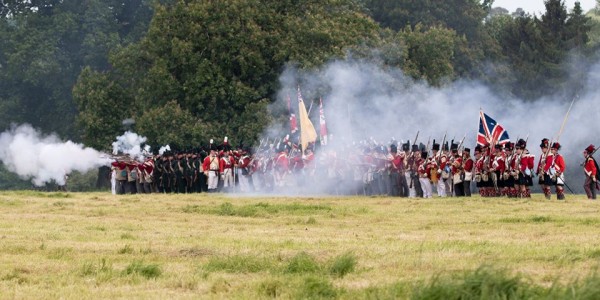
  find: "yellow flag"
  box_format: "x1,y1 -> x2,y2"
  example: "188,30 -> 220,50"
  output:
297,87 -> 317,153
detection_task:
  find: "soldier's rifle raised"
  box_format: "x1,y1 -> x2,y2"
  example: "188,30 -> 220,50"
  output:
412,131 -> 420,148
456,133 -> 466,154
436,132 -> 447,166
407,131 -> 420,160
102,154 -> 140,164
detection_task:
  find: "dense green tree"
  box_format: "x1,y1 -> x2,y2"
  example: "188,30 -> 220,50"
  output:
72,67 -> 131,151
485,0 -> 592,99
565,2 -> 592,49
401,24 -> 457,85
363,0 -> 495,78
75,0 -> 383,148
0,0 -> 156,139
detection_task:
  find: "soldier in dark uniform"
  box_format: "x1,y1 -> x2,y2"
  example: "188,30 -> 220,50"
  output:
173,151 -> 186,193
164,152 -> 174,193
191,150 -> 202,193
153,155 -> 164,193
184,151 -> 194,193
198,146 -> 208,192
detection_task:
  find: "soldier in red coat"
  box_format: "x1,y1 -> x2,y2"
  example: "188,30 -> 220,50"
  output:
111,160 -> 127,194
451,148 -> 464,197
537,138 -> 551,199
583,144 -> 598,199
274,144 -> 289,187
219,150 -> 235,191
490,144 -> 506,197
515,139 -> 534,198
388,144 -> 403,196
544,142 -> 566,200
417,150 -> 432,198
203,148 -> 220,192
503,142 -> 516,197
238,148 -> 253,192
462,148 -> 474,197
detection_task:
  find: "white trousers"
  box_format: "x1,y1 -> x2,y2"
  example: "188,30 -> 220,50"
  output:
420,178 -> 433,198
437,179 -> 447,197
207,171 -> 219,190
222,168 -> 233,188
406,172 -> 416,198
111,170 -> 116,195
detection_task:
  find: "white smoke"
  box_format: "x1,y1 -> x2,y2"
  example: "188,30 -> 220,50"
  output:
158,145 -> 171,155
261,58 -> 600,194
0,124 -> 110,186
112,131 -> 148,160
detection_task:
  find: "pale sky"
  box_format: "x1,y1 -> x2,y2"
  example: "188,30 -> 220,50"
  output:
493,0 -> 596,15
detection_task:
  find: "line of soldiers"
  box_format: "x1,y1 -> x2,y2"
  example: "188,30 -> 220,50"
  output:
108,136 -> 597,200
110,138 -> 253,194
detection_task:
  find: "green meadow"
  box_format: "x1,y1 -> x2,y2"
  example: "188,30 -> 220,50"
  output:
1,191 -> 600,299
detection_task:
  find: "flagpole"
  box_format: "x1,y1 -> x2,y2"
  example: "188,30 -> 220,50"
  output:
555,94 -> 577,142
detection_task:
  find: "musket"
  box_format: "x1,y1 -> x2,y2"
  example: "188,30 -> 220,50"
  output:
538,95 -> 577,175
437,131 -> 447,165
556,94 -> 577,143
538,137 -> 554,176
102,154 -> 139,164
412,131 -> 420,147
456,133 -> 466,154
425,136 -> 431,155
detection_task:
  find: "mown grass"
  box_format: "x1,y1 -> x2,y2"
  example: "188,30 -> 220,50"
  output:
1,191 -> 600,298
183,201 -> 333,218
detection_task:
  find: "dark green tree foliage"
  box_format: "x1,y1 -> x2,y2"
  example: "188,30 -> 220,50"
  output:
0,0 -> 155,139
401,25 -> 457,85
487,0 -> 592,100
72,67 -> 131,151
565,2 -> 592,49
364,0 -> 494,78
76,0 -> 382,148
494,15 -> 548,99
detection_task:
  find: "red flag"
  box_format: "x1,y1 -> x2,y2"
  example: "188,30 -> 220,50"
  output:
319,97 -> 328,145
288,94 -> 298,134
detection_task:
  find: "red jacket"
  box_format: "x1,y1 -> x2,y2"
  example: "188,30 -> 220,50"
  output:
584,157 -> 597,177
219,156 -> 234,173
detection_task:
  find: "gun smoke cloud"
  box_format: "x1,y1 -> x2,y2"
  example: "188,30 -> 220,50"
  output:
0,124 -> 110,186
112,131 -> 149,160
0,125 -> 153,186
260,58 -> 600,194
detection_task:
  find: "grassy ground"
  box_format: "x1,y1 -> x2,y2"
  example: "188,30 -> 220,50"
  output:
0,191 -> 600,299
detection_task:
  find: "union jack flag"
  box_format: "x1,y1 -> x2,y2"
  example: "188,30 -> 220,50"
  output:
477,111 -> 510,147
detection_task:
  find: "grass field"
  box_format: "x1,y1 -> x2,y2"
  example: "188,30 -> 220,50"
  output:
1,191 -> 600,299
